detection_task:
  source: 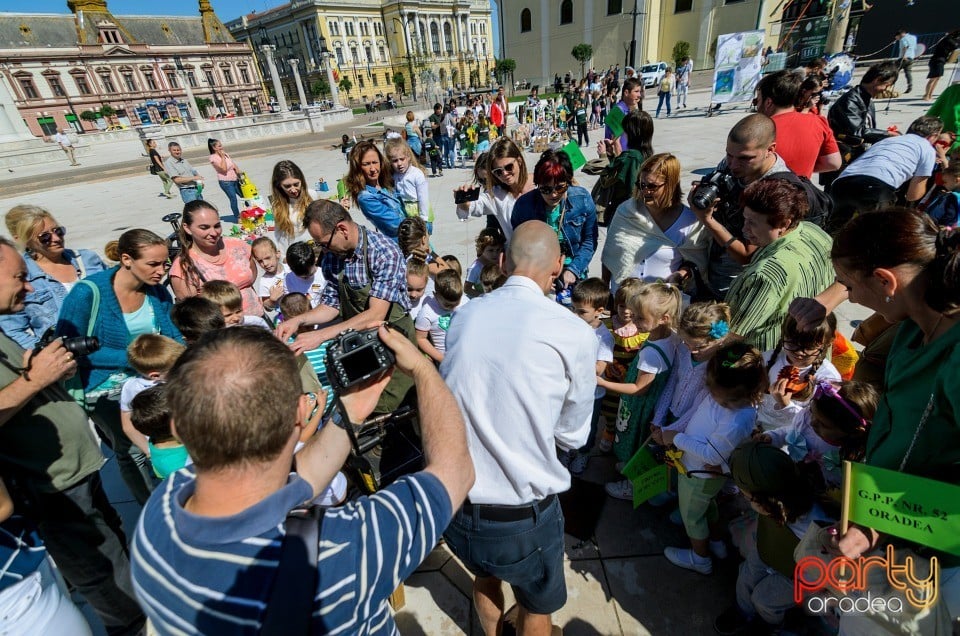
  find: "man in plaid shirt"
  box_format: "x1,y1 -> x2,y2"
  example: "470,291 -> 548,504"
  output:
276,199 -> 414,413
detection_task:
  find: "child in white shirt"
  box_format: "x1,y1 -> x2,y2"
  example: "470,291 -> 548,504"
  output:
119,334 -> 186,468
202,280 -> 271,330
252,237 -> 286,317
385,137 -> 433,233
659,342 -> 767,575
284,241 -> 326,308
415,269 -> 467,363
406,257 -> 435,322
465,228 -> 505,298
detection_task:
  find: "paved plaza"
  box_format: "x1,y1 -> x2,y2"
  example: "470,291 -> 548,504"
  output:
0,76 -> 937,635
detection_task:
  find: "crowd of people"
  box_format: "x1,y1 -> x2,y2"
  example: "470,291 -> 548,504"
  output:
0,47 -> 959,636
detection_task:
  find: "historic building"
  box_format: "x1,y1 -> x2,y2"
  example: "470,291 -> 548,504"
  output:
0,0 -> 262,137
224,0 -> 495,107
500,0 -> 787,85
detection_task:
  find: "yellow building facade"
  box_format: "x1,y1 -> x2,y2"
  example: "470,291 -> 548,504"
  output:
226,0 -> 495,107
499,0 -> 782,85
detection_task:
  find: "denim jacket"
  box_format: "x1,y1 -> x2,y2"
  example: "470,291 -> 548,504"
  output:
0,249 -> 106,349
511,185 -> 599,278
356,185 -> 405,239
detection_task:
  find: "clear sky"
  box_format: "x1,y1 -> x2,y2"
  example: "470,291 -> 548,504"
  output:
0,0 -> 501,54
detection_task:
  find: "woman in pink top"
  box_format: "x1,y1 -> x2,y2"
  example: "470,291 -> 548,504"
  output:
169,200 -> 263,316
208,138 -> 241,219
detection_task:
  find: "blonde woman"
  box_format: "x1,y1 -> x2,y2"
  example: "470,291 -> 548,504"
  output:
269,160 -> 315,256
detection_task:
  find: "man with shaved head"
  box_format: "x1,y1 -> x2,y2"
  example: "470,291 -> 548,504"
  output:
686,113 -> 792,299
441,220 -> 597,636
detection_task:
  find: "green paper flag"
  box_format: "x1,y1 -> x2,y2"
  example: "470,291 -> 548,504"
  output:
605,106 -> 625,139
561,140 -> 587,172
336,178 -> 347,200
622,446 -> 668,508
844,461 -> 960,556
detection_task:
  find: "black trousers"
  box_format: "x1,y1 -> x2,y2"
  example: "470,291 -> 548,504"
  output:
13,472 -> 145,635
577,122 -> 589,146
828,175 -> 897,234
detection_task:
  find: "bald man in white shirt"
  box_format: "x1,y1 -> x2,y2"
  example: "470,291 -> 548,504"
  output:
441,220 -> 597,636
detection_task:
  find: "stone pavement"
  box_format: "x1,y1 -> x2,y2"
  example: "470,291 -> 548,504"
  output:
0,73 -> 937,635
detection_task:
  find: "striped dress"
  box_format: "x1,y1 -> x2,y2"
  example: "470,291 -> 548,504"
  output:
726,221 -> 834,352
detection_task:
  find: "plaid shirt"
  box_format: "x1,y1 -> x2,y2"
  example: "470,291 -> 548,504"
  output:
320,226 -> 410,312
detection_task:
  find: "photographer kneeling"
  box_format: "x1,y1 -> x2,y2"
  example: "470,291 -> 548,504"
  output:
131,325 -> 474,634
685,114 -> 790,300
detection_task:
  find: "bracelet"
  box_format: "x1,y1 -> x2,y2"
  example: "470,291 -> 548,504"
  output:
723,236 -> 738,248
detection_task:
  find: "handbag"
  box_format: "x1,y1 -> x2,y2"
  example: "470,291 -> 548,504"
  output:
260,506 -> 323,635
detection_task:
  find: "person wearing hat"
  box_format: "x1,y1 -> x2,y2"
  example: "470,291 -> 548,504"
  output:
53,128 -> 79,166
714,440 -> 832,635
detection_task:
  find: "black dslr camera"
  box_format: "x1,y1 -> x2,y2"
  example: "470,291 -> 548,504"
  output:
691,170 -> 738,210
37,327 -> 100,357
326,327 -> 395,391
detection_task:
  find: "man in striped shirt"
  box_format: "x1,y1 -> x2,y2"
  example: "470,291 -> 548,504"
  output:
130,326 -> 474,635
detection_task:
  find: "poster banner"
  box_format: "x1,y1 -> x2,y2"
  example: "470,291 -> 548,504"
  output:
844,461 -> 960,556
711,30 -> 766,105
621,446 -> 668,508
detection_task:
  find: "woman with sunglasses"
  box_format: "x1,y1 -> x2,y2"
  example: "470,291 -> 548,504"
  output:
344,140 -> 405,239
455,137 -> 535,240
601,153 -> 708,293
0,205 -> 106,349
511,149 -> 598,293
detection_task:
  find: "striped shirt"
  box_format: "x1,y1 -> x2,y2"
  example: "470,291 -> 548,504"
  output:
727,222 -> 834,352
131,470 -> 451,635
304,340 -> 336,416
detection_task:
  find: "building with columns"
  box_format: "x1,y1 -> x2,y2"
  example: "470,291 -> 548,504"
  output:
225,0 -> 495,107
500,0 -> 784,86
0,0 -> 263,138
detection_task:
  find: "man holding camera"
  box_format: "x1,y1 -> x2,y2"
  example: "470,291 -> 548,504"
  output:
277,199 -> 414,414
0,238 -> 145,635
441,221 -> 596,636
132,325 -> 474,634
685,114 -> 790,299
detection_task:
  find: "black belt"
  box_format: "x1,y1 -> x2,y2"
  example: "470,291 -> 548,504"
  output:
461,494 -> 556,522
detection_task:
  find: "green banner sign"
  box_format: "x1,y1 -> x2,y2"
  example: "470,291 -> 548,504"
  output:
604,106 -> 624,140
845,461 -> 960,556
561,140 -> 587,172
622,446 -> 668,508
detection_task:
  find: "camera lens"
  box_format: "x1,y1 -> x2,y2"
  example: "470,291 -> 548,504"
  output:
692,184 -> 721,210
63,336 -> 100,357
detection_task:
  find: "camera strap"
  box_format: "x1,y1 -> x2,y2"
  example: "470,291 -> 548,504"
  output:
260,505 -> 324,636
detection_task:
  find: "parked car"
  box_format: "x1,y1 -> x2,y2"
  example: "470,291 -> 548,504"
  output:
640,62 -> 668,88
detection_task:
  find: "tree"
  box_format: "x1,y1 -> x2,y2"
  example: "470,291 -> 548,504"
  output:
672,41 -> 692,69
494,58 -> 517,94
312,78 -> 330,99
338,77 -> 353,99
99,104 -> 116,118
194,97 -> 213,116
571,43 -> 594,80
393,72 -> 406,96
79,110 -> 98,121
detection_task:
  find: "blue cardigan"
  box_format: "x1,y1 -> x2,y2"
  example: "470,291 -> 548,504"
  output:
56,267 -> 183,391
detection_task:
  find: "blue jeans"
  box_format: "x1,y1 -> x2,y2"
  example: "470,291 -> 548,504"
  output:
218,179 -> 241,219
178,187 -> 202,204
578,398 -> 604,454
656,91 -> 672,117
444,495 -> 567,614
442,136 -> 456,168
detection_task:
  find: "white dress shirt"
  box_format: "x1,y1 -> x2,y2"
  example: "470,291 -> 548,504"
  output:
440,275 -> 597,505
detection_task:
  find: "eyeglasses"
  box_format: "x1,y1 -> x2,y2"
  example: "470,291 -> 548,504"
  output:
319,229 -> 336,252
782,340 -> 823,356
37,226 -> 66,246
491,161 -> 517,178
538,183 -> 569,196
637,181 -> 665,191
813,381 -> 869,432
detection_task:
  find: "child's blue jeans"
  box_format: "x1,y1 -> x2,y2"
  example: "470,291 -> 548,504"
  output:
578,397 -> 604,454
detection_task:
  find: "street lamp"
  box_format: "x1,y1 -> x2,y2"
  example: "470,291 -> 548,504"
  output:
391,15 -> 417,101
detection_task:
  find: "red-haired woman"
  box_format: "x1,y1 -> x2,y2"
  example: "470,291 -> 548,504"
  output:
511,149 -> 599,292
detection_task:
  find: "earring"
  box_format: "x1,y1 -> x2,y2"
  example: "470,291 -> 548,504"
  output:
884,295 -> 892,303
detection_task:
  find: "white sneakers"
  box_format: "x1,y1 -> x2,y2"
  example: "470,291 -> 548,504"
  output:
664,547 -> 713,575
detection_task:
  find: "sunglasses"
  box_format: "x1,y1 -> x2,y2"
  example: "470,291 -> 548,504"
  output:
37,226 -> 66,246
491,162 -> 517,177
538,183 -> 569,196
637,181 -> 665,191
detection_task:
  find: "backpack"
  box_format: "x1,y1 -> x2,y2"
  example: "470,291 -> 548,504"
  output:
591,163 -> 631,227
926,190 -> 960,226
767,171 -> 832,229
